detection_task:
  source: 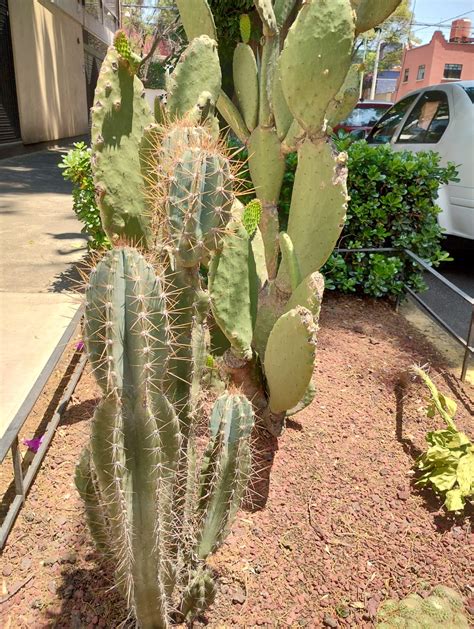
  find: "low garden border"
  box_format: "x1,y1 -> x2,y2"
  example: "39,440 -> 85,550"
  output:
0,307 -> 86,549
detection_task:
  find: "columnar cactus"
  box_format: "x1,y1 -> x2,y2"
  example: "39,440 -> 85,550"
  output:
76,249 -> 255,627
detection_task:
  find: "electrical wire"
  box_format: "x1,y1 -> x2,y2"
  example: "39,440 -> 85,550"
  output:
411,9 -> 474,35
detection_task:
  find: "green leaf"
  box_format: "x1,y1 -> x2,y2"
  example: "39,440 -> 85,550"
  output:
445,431 -> 471,449
457,452 -> 474,495
445,488 -> 465,512
428,466 -> 457,492
438,392 -> 457,418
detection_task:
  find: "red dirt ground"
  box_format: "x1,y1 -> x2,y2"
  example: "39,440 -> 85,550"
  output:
0,294 -> 472,628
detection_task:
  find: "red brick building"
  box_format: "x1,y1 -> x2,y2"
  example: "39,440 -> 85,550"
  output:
396,19 -> 474,100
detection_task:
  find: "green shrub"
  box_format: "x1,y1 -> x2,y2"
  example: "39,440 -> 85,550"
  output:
323,141 -> 457,297
229,137 -> 457,297
59,142 -> 110,250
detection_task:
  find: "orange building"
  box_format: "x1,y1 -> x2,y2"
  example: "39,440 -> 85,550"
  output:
396,19 -> 474,100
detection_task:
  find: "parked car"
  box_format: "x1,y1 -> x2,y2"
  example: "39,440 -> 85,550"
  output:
334,101 -> 392,137
367,81 -> 474,241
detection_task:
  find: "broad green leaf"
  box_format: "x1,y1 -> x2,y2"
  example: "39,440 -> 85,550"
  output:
421,444 -> 459,465
438,392 -> 457,418
429,466 -> 457,492
445,431 -> 471,449
426,430 -> 449,447
457,452 -> 474,495
445,488 -> 464,512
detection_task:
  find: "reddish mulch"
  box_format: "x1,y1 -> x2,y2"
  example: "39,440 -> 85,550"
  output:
1,294 -> 472,628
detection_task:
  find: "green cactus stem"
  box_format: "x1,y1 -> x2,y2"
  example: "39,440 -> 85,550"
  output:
91,42 -> 154,247
77,248 -> 255,627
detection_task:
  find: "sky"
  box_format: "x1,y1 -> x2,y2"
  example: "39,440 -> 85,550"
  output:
412,0 -> 474,44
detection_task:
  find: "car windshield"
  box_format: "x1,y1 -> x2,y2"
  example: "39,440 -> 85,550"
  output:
462,86 -> 474,103
340,106 -> 388,127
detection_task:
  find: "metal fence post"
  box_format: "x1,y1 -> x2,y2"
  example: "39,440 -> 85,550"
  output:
461,305 -> 474,383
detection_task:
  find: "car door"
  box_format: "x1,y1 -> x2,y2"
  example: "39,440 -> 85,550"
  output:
392,87 -> 473,240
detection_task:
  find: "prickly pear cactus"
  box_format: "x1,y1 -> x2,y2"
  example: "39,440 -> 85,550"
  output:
91,43 -> 153,247
376,586 -> 469,628
172,0 -> 402,435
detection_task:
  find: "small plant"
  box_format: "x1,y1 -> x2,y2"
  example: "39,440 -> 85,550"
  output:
332,129 -> 360,152
59,142 -> 110,250
377,585 -> 469,628
413,366 -> 473,512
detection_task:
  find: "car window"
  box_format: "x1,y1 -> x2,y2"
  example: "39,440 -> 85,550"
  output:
367,94 -> 418,144
397,90 -> 449,144
462,86 -> 474,103
340,106 -> 388,127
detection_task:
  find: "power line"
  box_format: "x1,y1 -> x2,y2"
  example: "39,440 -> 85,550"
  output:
411,9 -> 474,34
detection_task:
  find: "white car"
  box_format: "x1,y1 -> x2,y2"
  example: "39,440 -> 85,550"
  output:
367,81 -> 474,241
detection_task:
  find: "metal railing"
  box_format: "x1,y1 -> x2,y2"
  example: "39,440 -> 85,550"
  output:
334,248 -> 473,382
0,308 -> 86,549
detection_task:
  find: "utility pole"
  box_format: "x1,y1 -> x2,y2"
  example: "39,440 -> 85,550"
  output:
370,28 -> 383,101
359,35 -> 368,99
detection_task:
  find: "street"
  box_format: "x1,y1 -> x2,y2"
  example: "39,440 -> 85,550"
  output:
419,242 -> 474,345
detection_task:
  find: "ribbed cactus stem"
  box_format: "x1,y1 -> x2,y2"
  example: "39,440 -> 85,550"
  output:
196,393 -> 254,558
78,247 -> 256,625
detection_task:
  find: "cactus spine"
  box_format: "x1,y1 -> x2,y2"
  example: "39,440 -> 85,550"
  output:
172,0 -> 402,435
79,32 -> 257,625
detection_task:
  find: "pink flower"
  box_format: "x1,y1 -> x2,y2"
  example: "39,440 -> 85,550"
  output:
23,437 -> 44,453
75,340 -> 85,351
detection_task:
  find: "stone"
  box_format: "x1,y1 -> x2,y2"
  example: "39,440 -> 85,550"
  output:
397,489 -> 410,501
2,564 -> 12,577
323,615 -> 338,628
232,588 -> 246,605
21,558 -> 32,571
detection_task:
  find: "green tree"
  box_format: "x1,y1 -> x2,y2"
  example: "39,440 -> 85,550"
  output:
357,0 -> 419,73
121,0 -> 184,88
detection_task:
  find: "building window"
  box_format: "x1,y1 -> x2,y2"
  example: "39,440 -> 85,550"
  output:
403,68 -> 409,82
417,65 -> 425,80
444,64 -> 463,79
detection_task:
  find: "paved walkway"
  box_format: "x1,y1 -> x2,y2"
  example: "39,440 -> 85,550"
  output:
0,145 -> 86,439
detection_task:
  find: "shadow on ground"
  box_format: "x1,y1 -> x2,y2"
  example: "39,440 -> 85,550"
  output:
0,150 -> 72,196
44,556 -> 130,628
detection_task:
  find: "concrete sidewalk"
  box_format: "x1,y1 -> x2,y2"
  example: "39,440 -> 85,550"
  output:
0,145 -> 86,439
